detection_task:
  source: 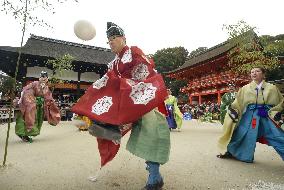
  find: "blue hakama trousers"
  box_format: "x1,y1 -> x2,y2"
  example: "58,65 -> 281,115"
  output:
165,104 -> 177,129
228,105 -> 284,162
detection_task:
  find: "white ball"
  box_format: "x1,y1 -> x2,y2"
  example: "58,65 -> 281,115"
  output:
74,20 -> 96,41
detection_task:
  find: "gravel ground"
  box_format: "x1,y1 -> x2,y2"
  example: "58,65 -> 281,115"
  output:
0,120 -> 283,190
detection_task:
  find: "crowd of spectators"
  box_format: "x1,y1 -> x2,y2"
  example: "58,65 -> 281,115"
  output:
180,101 -> 221,121
53,94 -> 77,121
2,94 -> 223,123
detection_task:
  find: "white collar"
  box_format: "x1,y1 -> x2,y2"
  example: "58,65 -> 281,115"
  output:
256,81 -> 264,90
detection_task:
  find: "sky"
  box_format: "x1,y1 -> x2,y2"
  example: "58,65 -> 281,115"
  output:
0,0 -> 283,55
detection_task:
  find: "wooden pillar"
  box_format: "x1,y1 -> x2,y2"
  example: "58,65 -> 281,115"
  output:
198,94 -> 202,104
189,95 -> 192,104
217,90 -> 221,105
77,72 -> 81,99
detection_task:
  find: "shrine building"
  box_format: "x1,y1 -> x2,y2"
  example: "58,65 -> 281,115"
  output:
0,34 -> 115,98
167,33 -> 284,105
167,42 -> 248,104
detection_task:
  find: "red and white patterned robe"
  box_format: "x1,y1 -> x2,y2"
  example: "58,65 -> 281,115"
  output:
72,45 -> 167,125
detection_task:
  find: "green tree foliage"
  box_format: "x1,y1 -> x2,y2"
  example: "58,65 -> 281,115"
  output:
260,34 -> 284,56
46,54 -> 74,91
153,47 -> 188,73
260,34 -> 284,81
151,47 -> 188,100
188,47 -> 208,59
266,64 -> 284,81
223,20 -> 280,74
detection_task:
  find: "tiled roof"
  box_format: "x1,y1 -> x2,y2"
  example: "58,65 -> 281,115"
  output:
0,34 -> 115,64
167,30 -> 258,74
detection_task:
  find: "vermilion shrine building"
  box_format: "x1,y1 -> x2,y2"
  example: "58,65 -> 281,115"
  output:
167,38 -> 284,105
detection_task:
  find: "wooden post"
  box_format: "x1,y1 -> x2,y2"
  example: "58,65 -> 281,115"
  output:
77,72 -> 81,99
217,91 -> 221,105
189,95 -> 192,104
198,94 -> 202,104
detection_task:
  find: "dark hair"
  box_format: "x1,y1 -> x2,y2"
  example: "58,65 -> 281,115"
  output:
252,66 -> 266,74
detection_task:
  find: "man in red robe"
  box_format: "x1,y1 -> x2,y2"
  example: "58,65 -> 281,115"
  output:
72,22 -> 170,190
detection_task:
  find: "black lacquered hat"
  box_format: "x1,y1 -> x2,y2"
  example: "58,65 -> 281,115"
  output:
40,71 -> 48,78
106,22 -> 125,38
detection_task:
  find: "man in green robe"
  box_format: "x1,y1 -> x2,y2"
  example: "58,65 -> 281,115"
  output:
218,67 -> 284,162
14,71 -> 60,142
164,89 -> 183,131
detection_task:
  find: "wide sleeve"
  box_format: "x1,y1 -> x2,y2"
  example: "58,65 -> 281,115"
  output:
43,87 -> 61,126
173,96 -> 182,116
18,82 -> 37,130
229,88 -> 245,121
119,46 -> 156,81
220,94 -> 229,111
71,46 -> 168,125
269,86 -> 284,119
218,88 -> 244,152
